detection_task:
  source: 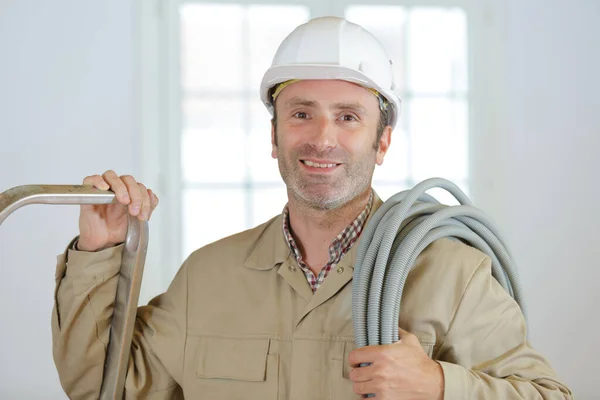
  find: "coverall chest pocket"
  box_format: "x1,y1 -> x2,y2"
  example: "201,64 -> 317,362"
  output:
195,337 -> 278,399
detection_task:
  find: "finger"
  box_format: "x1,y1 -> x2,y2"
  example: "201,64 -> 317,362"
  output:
137,182 -> 151,220
398,328 -> 419,346
120,175 -> 142,215
103,170 -> 130,204
149,189 -> 159,209
353,381 -> 375,396
348,347 -> 378,368
82,174 -> 109,191
147,189 -> 159,220
348,363 -> 376,383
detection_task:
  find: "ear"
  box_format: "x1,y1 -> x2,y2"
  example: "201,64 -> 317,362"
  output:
271,120 -> 278,159
376,125 -> 392,165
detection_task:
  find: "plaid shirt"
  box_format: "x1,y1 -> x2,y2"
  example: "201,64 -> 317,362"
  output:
282,191 -> 373,293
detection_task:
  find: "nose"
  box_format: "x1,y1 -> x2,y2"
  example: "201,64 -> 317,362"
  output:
308,115 -> 337,151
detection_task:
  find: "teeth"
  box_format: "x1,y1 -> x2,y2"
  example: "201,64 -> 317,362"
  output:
304,160 -> 337,168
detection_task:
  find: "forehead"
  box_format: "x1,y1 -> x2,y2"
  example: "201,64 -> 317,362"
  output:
276,79 -> 379,110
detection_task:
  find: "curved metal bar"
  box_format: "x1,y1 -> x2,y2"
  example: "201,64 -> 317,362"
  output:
0,185 -> 116,223
0,184 -> 149,400
100,213 -> 148,400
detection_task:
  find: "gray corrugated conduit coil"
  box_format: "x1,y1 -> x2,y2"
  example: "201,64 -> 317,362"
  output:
352,177 -> 528,354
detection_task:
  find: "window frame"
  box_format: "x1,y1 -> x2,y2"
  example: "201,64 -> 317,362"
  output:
133,0 -> 502,303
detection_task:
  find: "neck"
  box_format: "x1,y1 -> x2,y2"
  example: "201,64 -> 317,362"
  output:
286,188 -> 371,273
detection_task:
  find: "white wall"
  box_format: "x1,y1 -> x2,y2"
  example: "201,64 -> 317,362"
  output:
0,0 -> 597,398
471,0 -> 599,398
513,0 -> 600,396
0,0 -> 136,398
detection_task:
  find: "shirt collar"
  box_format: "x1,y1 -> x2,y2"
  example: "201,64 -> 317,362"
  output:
281,190 -> 374,266
244,190 -> 383,271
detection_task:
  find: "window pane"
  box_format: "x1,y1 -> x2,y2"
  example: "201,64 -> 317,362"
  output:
372,182 -> 412,202
251,186 -> 288,226
372,127 -> 409,182
181,98 -> 246,183
409,97 -> 468,182
345,6 -> 407,93
180,4 -> 243,91
248,5 -> 310,91
248,100 -> 282,182
423,184 -> 469,206
372,181 -> 468,205
408,8 -> 468,94
182,188 -> 247,258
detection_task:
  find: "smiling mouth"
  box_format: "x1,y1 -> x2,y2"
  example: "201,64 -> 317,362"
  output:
300,160 -> 341,168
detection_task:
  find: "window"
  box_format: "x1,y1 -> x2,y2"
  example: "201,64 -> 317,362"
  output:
345,6 -> 468,200
138,0 -> 473,291
179,3 -> 310,258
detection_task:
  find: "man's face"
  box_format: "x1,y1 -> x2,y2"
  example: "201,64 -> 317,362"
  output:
271,79 -> 392,210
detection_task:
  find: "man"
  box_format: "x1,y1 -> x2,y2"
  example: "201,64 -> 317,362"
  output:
52,17 -> 572,399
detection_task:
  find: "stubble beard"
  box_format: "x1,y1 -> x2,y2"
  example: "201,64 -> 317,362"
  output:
277,144 -> 376,211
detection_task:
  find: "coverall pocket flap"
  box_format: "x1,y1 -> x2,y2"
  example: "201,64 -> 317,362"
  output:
196,337 -> 270,382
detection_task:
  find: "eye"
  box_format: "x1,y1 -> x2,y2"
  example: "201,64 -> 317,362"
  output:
293,111 -> 309,119
340,114 -> 358,122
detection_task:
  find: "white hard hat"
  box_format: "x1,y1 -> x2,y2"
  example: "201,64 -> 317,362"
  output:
260,16 -> 402,128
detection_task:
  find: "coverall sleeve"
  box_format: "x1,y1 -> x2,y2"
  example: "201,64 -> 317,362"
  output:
435,257 -> 573,399
51,239 -> 188,399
